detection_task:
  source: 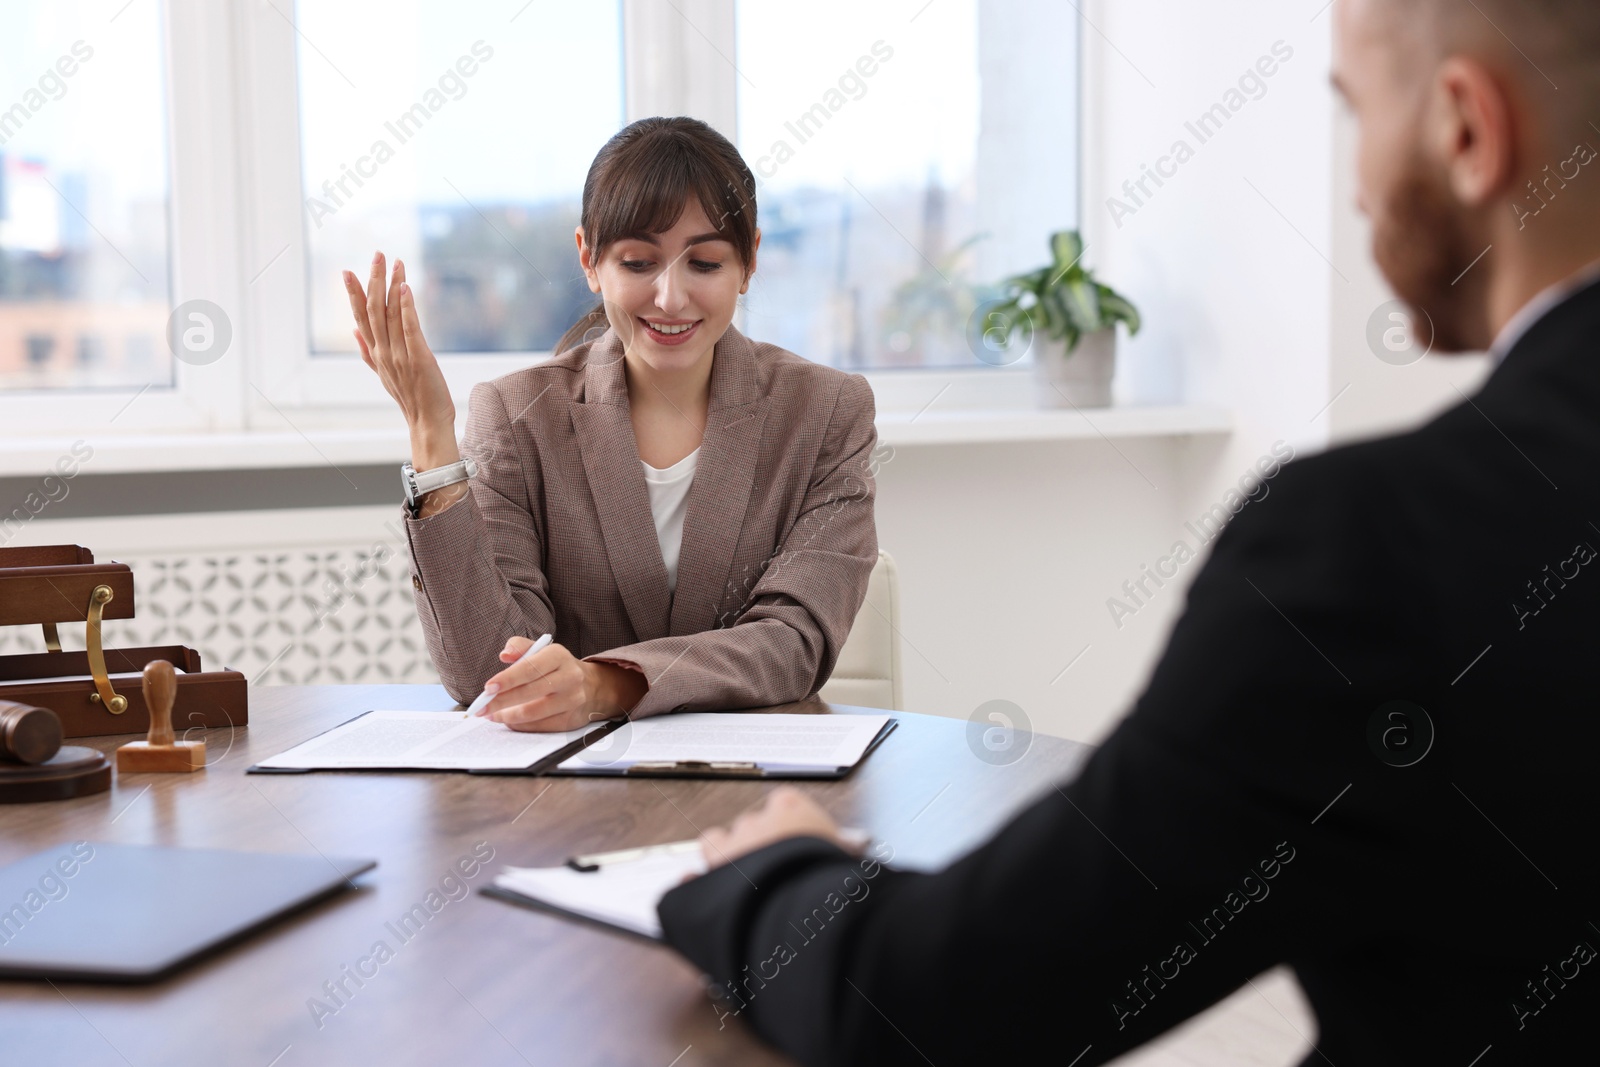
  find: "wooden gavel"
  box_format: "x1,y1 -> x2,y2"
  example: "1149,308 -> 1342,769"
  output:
0,701 -> 64,765
116,660 -> 206,773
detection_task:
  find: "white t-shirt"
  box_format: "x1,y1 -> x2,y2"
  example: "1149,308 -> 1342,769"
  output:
640,447 -> 700,593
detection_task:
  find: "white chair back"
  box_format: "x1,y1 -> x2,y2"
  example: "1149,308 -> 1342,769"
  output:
818,550 -> 902,711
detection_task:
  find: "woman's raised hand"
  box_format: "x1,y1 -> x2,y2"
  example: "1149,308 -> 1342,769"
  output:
343,253 -> 459,468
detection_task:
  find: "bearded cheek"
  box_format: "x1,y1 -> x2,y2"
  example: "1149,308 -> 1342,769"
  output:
1376,164 -> 1484,352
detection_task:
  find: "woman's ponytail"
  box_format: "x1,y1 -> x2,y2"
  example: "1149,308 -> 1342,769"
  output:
555,301 -> 609,355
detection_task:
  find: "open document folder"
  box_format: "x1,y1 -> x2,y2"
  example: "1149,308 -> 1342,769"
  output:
249,710 -> 896,778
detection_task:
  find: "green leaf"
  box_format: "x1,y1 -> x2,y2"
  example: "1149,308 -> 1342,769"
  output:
987,297 -> 1020,324
1050,231 -> 1084,274
1061,276 -> 1103,334
1037,287 -> 1066,338
1097,287 -> 1142,335
1049,287 -> 1084,341
1002,308 -> 1023,339
995,229 -> 1142,346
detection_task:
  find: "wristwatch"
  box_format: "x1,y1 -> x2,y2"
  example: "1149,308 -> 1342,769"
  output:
402,457 -> 478,518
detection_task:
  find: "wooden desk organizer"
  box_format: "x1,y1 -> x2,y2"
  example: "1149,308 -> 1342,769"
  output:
0,545 -> 247,738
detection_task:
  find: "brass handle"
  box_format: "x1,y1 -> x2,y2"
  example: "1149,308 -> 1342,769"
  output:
84,585 -> 127,714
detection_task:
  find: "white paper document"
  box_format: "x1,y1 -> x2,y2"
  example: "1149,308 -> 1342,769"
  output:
492,846 -> 708,940
254,710 -> 591,771
557,712 -> 894,774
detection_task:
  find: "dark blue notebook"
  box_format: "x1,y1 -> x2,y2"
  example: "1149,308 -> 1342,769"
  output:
0,842 -> 374,982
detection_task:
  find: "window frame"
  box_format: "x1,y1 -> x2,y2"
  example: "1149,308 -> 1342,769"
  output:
235,0 -> 653,424
1,0 -> 1059,440
0,0 -> 248,435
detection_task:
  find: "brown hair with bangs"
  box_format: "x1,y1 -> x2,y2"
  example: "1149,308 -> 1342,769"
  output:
557,116 -> 758,354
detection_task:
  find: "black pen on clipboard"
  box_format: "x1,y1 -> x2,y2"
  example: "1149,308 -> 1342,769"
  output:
564,828 -> 872,873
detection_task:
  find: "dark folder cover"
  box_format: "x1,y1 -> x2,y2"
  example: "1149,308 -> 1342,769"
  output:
0,842 -> 375,982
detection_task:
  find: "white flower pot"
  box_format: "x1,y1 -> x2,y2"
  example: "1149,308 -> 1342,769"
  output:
1033,327 -> 1116,408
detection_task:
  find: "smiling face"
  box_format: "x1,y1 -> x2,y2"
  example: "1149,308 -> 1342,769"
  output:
577,199 -> 758,375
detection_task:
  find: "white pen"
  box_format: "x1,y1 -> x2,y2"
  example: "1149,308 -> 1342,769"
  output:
467,633 -> 553,717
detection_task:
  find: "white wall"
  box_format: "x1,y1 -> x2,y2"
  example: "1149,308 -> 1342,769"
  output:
1087,3 -> 1335,466
874,435 -> 1191,744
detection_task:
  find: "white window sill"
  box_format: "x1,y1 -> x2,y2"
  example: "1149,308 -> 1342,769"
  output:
876,404 -> 1230,447
0,405 -> 1230,476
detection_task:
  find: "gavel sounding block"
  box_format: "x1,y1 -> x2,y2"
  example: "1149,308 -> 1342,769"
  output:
0,747 -> 112,803
116,661 -> 205,774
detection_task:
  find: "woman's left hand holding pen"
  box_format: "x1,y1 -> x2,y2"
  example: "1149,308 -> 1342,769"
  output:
476,636 -> 649,732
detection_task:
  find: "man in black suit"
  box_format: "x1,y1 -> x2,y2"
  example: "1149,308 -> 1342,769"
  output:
659,0 -> 1600,1062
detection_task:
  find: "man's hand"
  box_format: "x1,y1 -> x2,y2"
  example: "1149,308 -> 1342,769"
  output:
477,636 -> 647,732
699,786 -> 860,869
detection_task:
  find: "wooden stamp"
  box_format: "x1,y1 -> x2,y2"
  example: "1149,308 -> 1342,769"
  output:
116,661 -> 206,774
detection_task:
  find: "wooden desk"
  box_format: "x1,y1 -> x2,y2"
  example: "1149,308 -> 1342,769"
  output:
0,685 -> 1089,1067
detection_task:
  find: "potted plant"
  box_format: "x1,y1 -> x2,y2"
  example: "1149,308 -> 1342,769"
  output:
985,230 -> 1141,408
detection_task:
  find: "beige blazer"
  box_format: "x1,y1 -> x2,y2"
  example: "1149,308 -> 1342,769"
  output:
403,325 -> 879,716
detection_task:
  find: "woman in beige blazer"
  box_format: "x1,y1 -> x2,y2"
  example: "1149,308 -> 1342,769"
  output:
341,117 -> 878,732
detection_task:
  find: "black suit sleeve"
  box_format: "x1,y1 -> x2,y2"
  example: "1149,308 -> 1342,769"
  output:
659,454 -> 1417,1066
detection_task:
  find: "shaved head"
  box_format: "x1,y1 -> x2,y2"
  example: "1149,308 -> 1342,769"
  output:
1368,0 -> 1600,143
1383,0 -> 1600,60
